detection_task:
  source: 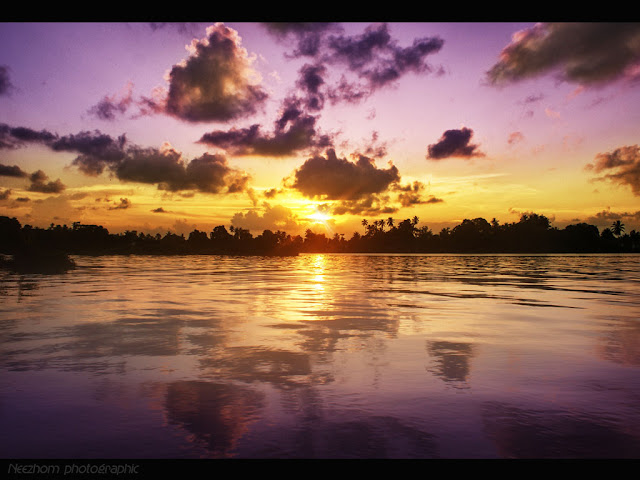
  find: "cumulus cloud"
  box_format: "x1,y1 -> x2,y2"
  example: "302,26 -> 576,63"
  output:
231,202 -> 301,232
115,147 -> 251,195
27,170 -> 66,194
0,122 -> 251,197
163,23 -> 268,122
426,127 -> 485,160
52,130 -> 128,176
0,123 -> 57,149
0,65 -> 13,96
0,163 -> 28,177
289,149 -> 400,200
487,23 -> 640,87
585,145 -> 640,196
198,96 -> 333,157
331,194 -> 398,216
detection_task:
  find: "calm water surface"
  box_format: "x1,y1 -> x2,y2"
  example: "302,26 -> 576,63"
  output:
1,254 -> 639,459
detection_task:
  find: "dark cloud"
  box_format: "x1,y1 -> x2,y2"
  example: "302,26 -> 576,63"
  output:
263,188 -> 282,199
266,23 -> 443,109
108,198 -> 131,210
290,149 -> 400,201
487,23 -> 640,87
584,207 -> 640,227
0,188 -> 10,201
0,123 -> 57,149
426,127 -> 485,160
28,170 -> 66,194
296,63 -> 326,111
0,65 -> 13,96
164,23 -> 268,123
0,163 -> 28,178
199,97 -> 333,157
87,82 -> 134,121
115,147 -> 251,195
325,23 -> 444,92
152,207 -> 167,213
261,23 -> 339,58
148,23 -> 203,37
331,194 -> 398,216
585,145 -> 640,196
52,130 -> 128,176
393,181 -> 442,207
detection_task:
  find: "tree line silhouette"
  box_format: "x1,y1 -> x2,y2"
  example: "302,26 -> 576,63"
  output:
1,213 -> 639,260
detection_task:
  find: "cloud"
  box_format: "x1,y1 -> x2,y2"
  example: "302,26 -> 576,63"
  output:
88,81 -> 134,121
52,130 -> 128,176
544,107 -> 561,120
330,194 -> 398,216
584,207 -> 640,227
230,202 -> 301,232
0,163 -> 28,177
0,123 -> 57,149
108,198 -> 131,210
115,147 -> 251,195
393,181 -> 442,207
296,63 -> 327,111
152,207 -> 167,213
163,23 -> 268,122
426,127 -> 485,160
325,23 -> 444,91
0,65 -> 13,96
508,131 -> 525,146
362,131 -> 388,158
265,23 -> 443,107
261,23 -> 339,58
585,145 -> 640,196
289,148 -> 400,200
27,170 -> 66,194
0,188 -> 11,201
487,23 -> 640,87
198,96 -> 333,157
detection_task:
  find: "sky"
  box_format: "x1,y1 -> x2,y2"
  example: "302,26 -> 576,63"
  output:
1,22 -> 640,237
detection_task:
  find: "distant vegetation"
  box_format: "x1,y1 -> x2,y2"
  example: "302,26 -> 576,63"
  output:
1,213 -> 639,259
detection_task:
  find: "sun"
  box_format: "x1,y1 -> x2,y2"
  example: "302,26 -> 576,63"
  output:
307,211 -> 332,223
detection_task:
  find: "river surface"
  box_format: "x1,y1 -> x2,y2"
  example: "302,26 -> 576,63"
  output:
1,253 -> 639,459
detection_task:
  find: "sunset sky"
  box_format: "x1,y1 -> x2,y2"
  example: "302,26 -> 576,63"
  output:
1,22 -> 639,237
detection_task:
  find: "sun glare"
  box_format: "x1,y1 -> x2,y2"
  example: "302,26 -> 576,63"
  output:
308,211 -> 332,223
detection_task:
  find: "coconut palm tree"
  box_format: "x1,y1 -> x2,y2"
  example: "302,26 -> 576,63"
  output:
611,220 -> 625,237
386,217 -> 394,229
361,218 -> 368,233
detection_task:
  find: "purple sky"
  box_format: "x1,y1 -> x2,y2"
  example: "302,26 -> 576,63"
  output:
1,22 -> 639,235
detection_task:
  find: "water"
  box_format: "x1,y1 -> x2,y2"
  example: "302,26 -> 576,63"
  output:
1,253 -> 639,459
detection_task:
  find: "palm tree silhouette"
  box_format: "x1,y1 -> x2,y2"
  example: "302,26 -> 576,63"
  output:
386,217 -> 394,229
412,216 -> 419,226
361,218 -> 368,233
611,220 -> 625,237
